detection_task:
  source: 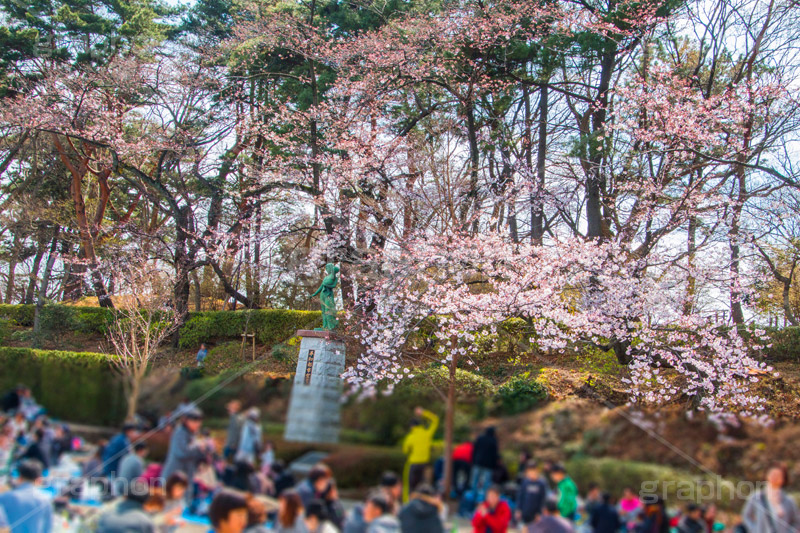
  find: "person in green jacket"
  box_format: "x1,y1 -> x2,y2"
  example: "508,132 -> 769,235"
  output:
549,464 -> 578,521
401,406 -> 440,503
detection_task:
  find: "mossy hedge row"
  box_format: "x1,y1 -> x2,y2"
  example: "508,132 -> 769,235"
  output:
0,347 -> 126,426
0,304 -> 322,349
177,309 -> 321,348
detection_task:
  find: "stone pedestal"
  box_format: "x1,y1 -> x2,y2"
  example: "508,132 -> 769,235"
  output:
284,330 -> 346,443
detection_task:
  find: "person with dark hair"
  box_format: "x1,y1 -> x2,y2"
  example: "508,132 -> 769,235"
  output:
275,489 -> 306,533
271,461 -> 296,496
345,473 -> 403,533
115,441 -> 149,496
296,464 -> 344,529
243,495 -> 270,533
677,503 -> 706,533
589,492 -> 622,533
305,499 -> 340,533
1,385 -> 26,414
0,459 -> 52,533
103,423 -> 139,478
741,463 -> 800,533
398,484 -> 444,533
83,439 -> 108,479
528,498 -> 574,533
470,427 -> 499,495
636,496 -> 670,533
548,464 -> 578,522
516,460 -> 548,528
96,479 -> 162,533
401,407 -> 439,502
19,428 -> 50,469
161,408 -> 205,493
223,401 -> 243,462
196,343 -> 209,368
619,487 -> 642,529
472,484 -> 511,533
363,491 -> 400,533
158,471 -> 189,531
379,471 -> 403,513
582,483 -> 601,518
209,490 -> 249,533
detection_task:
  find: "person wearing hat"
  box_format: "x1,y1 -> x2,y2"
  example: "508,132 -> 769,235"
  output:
235,408 -> 262,467
162,407 -> 206,497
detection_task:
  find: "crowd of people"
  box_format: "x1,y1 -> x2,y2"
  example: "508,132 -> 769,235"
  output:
1,390 -> 799,532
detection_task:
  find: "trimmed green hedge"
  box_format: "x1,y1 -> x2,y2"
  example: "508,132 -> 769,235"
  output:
0,305 -> 322,349
0,347 -> 126,426
566,457 -> 738,508
0,304 -> 113,334
178,309 -> 322,348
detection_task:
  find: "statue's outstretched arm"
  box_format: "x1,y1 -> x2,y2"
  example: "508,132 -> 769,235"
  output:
310,285 -> 323,297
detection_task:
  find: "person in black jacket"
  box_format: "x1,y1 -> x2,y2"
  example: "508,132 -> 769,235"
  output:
590,492 -> 622,533
398,484 -> 443,533
516,461 -> 548,527
677,503 -> 705,533
20,429 -> 50,469
1,385 -> 26,414
471,427 -> 499,494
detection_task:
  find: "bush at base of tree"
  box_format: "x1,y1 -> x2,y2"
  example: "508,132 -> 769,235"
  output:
495,372 -> 549,415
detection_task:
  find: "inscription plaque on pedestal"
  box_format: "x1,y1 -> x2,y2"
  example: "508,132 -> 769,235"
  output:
284,330 -> 346,444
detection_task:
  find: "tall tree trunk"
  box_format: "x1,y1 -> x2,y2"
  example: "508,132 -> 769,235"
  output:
53,135 -> 113,307
253,204 -> 262,307
729,172 -> 747,325
684,215 -> 697,315
782,272 -> 798,327
24,226 -> 48,304
586,47 -> 617,239
33,228 -> 60,342
460,102 -> 480,230
5,232 -> 21,304
442,348 -> 458,501
61,238 -> 84,302
191,271 -> 202,312
532,83 -> 548,244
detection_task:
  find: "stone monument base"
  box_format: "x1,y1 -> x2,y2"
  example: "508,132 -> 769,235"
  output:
284,330 -> 346,443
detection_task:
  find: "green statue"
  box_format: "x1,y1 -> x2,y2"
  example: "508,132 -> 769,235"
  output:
311,263 -> 340,331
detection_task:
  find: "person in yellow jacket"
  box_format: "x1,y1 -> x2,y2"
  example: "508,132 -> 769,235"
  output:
402,406 -> 440,503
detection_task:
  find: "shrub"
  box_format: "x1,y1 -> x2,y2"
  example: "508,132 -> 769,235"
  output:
323,446 -> 407,489
0,304 -> 112,335
0,347 -> 126,426
75,307 -> 113,334
566,457 -> 738,509
178,309 -> 322,349
271,342 -> 298,362
203,342 -> 247,375
760,326 -> 800,361
405,365 -> 495,400
495,372 -> 548,415
0,318 -> 9,346
0,304 -> 35,326
40,304 -> 79,336
183,372 -> 247,418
